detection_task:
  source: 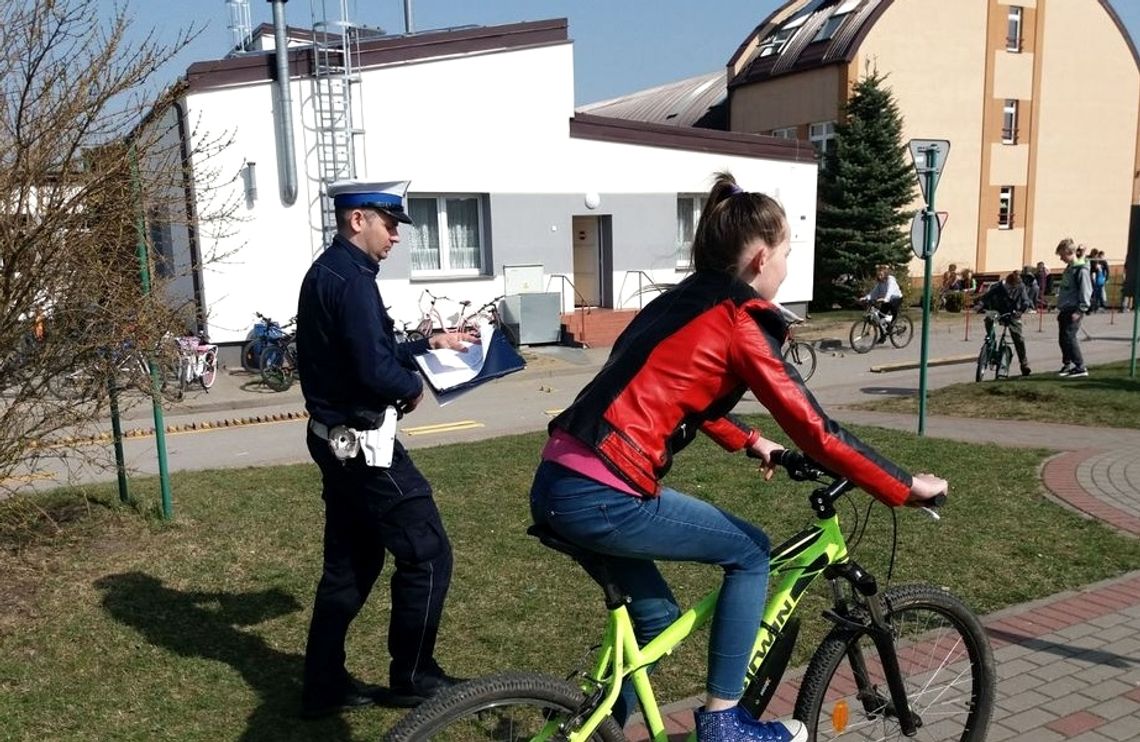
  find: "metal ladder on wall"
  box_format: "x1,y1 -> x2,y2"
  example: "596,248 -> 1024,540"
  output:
310,0 -> 365,250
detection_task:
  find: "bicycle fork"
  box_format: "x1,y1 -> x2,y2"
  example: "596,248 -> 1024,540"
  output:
826,564 -> 921,737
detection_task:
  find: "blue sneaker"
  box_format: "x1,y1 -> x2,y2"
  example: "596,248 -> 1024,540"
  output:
694,705 -> 807,742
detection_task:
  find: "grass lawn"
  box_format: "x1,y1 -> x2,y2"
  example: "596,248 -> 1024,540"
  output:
3,422 -> 1140,741
852,359 -> 1140,427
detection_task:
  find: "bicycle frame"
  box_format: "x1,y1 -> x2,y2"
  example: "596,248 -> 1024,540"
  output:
562,509 -> 855,742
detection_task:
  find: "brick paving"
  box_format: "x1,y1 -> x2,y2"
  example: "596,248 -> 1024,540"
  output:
624,429 -> 1140,742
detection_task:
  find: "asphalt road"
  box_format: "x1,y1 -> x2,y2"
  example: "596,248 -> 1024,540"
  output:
6,311 -> 1137,495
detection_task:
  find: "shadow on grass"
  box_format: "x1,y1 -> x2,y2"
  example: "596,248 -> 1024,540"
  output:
95,572 -> 353,741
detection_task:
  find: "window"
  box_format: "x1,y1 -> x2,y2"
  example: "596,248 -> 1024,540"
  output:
406,195 -> 485,276
676,195 -> 706,268
998,187 -> 1014,229
757,26 -> 796,58
1007,6 -> 1022,52
1002,99 -> 1019,144
813,12 -> 851,42
147,208 -> 174,279
771,126 -> 798,139
809,121 -> 837,158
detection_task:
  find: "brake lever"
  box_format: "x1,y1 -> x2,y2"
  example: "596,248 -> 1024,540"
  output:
918,493 -> 947,521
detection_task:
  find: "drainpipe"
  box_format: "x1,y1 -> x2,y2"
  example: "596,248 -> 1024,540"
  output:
269,0 -> 298,205
173,98 -> 207,334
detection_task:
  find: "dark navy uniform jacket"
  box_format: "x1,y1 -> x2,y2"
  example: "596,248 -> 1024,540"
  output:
297,235 -> 431,428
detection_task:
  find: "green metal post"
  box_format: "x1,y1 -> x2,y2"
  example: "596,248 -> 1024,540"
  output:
1131,259 -> 1139,378
129,145 -> 174,519
107,379 -> 130,504
917,146 -> 938,436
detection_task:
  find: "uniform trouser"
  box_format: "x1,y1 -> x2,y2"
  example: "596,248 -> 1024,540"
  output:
302,432 -> 453,704
984,316 -> 1028,368
1057,309 -> 1085,368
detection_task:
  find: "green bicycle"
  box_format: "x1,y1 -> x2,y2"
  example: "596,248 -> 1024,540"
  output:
974,311 -> 1015,382
386,452 -> 996,741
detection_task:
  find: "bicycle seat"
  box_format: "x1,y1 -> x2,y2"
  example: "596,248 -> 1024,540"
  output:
527,524 -> 626,607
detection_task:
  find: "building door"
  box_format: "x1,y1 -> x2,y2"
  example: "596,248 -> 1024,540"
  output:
572,215 -> 601,306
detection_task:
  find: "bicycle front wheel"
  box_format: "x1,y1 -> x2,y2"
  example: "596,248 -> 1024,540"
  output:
974,345 -> 989,383
259,345 -> 294,392
889,315 -> 914,348
783,341 -> 818,382
794,584 -> 995,741
849,319 -> 876,354
385,672 -> 625,742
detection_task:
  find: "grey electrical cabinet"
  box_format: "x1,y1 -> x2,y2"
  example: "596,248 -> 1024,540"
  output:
501,292 -> 562,345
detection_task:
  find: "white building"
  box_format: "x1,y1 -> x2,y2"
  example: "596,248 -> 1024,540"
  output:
151,17 -> 819,346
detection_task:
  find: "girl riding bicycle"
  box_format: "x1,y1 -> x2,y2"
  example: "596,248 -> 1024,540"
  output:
529,172 -> 946,742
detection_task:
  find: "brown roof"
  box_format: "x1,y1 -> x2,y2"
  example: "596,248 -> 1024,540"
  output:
577,71 -> 728,130
729,0 -> 1138,89
186,18 -> 569,93
569,113 -> 817,163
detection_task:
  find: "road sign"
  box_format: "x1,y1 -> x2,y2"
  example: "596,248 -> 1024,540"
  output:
910,210 -> 949,259
908,139 -> 951,205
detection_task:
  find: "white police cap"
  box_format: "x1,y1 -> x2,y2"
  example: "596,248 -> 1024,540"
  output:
327,180 -> 413,224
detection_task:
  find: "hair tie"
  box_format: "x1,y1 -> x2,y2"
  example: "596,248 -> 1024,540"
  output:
727,184 -> 744,195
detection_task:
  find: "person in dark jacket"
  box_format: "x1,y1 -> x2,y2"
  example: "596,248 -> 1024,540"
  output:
979,271 -> 1032,375
1054,238 -> 1092,377
295,180 -> 473,718
529,172 -> 947,742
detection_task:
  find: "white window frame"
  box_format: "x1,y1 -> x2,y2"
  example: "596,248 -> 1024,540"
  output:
771,126 -> 798,139
1002,99 -> 1019,144
1007,7 -> 1023,52
407,194 -> 487,278
998,187 -> 1014,229
813,12 -> 851,42
809,121 -> 837,158
758,26 -> 796,58
676,194 -> 705,269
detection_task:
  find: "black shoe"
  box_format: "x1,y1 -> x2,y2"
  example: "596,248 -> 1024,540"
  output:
301,678 -> 383,719
1021,365 -> 1031,377
382,672 -> 465,708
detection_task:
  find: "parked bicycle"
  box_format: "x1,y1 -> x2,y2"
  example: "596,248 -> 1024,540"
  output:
241,312 -> 293,372
782,316 -> 817,382
456,295 -> 519,347
849,302 -> 914,353
387,450 -> 995,742
166,333 -> 219,401
405,289 -> 454,342
259,334 -> 298,392
975,311 -> 1016,382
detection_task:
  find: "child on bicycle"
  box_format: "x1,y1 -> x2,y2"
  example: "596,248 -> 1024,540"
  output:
860,264 -> 903,340
978,271 -> 1032,376
529,172 -> 947,742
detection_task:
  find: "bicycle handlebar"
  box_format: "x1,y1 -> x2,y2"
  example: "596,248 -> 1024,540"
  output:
754,448 -> 946,512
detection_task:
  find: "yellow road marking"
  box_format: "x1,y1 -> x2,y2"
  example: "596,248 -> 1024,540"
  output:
402,420 -> 484,436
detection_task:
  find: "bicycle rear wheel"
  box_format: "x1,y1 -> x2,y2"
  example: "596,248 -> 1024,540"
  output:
201,349 -> 218,389
889,315 -> 914,348
783,341 -> 818,382
849,319 -> 876,354
385,672 -> 624,742
994,345 -> 1013,380
794,583 -> 995,741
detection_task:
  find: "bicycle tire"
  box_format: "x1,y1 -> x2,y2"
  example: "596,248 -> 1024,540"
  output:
849,319 -> 876,354
794,583 -> 995,742
385,671 -> 625,742
974,345 -> 989,383
201,350 -> 218,389
995,345 -> 1013,380
405,330 -> 427,343
783,341 -> 817,382
259,345 -> 294,392
889,315 -> 914,349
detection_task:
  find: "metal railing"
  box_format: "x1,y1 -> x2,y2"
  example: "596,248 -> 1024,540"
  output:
618,270 -> 673,310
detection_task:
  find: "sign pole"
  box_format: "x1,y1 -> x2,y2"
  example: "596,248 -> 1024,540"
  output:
917,146 -> 938,436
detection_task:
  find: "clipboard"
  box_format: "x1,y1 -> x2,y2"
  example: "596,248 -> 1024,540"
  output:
414,323 -> 526,405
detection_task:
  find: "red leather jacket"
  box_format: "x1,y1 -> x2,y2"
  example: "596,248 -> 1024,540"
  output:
549,272 -> 911,506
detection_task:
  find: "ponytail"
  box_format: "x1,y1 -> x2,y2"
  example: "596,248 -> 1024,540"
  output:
690,172 -> 787,275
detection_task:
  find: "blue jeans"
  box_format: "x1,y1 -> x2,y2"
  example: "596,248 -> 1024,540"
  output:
529,461 -> 771,714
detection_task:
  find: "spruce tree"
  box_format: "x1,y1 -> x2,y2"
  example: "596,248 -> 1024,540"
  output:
814,70 -> 916,309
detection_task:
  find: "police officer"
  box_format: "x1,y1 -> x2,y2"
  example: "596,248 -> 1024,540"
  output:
296,180 -> 472,718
